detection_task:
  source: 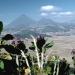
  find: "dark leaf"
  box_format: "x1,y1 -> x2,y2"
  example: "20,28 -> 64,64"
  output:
29,42 -> 35,50
44,41 -> 54,49
27,55 -> 32,67
24,49 -> 28,53
36,35 -> 46,51
0,21 -> 3,34
16,41 -> 28,53
29,46 -> 35,50
2,34 -> 14,40
0,45 -> 21,55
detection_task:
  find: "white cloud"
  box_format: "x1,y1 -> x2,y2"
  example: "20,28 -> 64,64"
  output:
58,11 -> 73,16
40,5 -> 75,22
40,5 -> 74,16
50,11 -> 74,16
40,5 -> 59,12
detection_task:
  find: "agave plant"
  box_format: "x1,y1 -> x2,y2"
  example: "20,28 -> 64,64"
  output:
30,35 -> 54,71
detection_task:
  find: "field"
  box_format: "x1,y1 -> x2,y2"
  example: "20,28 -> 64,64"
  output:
45,35 -> 75,67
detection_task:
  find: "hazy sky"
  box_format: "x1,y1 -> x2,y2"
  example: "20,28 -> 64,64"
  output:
0,0 -> 75,25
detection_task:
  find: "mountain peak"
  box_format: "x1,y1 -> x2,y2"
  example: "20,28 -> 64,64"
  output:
6,14 -> 36,27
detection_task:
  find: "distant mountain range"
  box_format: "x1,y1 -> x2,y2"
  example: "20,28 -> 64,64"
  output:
4,14 -> 75,38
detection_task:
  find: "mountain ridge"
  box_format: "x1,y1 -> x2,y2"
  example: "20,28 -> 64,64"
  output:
4,14 -> 75,38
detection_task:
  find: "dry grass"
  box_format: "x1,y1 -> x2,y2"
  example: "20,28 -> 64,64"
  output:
45,35 -> 75,67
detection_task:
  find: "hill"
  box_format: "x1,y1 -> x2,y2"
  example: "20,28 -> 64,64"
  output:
4,14 -> 75,38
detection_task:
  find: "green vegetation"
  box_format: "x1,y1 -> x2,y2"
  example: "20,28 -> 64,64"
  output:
0,21 -> 3,34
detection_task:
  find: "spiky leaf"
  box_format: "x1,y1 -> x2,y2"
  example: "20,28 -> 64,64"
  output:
36,36 -> 46,51
44,41 -> 54,49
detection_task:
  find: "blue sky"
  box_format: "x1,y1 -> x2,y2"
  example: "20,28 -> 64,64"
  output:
0,0 -> 75,25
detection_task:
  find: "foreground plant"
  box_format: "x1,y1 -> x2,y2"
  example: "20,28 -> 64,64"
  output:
30,35 -> 54,74
0,21 -> 3,34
